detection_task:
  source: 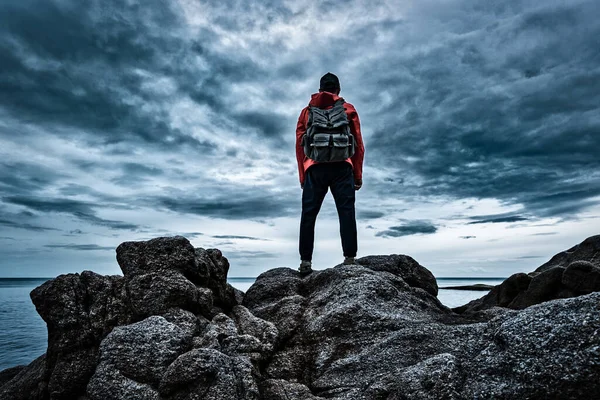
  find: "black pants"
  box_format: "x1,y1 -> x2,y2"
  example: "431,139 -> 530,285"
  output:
299,162 -> 357,261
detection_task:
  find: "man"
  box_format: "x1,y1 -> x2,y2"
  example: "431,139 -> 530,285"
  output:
295,72 -> 365,275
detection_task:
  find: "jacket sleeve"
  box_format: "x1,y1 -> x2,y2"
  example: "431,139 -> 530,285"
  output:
346,104 -> 364,181
295,107 -> 309,185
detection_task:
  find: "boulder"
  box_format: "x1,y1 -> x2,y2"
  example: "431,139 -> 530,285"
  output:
536,234 -> 600,272
562,260 -> 600,293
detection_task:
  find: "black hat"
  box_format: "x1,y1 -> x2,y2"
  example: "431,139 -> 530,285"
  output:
319,72 -> 340,92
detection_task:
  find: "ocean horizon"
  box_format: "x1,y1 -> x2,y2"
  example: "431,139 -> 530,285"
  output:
0,276 -> 505,371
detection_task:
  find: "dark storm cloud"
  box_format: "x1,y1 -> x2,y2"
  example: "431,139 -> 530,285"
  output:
212,235 -> 269,241
0,162 -> 65,194
44,244 -> 115,251
155,193 -> 295,220
0,218 -> 60,232
376,221 -> 437,238
359,0 -> 600,218
468,215 -> 529,225
3,196 -> 140,230
0,0 -> 280,154
357,211 -> 385,220
0,0 -> 599,283
0,1 -> 177,142
226,250 -> 279,259
180,232 -> 204,239
121,163 -> 164,177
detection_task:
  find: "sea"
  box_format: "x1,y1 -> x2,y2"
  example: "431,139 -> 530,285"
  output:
0,277 -> 504,371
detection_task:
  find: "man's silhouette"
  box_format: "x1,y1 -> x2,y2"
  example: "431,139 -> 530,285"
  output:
295,72 -> 365,274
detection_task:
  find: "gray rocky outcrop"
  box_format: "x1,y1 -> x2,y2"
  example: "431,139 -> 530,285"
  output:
1,236 -> 242,400
1,235 -> 600,400
456,235 -> 600,313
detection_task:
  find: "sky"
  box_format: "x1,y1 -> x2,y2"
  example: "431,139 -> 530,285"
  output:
0,0 -> 599,278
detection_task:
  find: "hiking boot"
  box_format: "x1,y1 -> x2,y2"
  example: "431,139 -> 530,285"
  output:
299,260 -> 313,275
343,256 -> 356,265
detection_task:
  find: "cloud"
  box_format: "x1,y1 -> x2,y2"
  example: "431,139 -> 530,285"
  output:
44,244 -> 115,251
468,215 -> 529,225
460,236 -> 476,239
0,0 -> 598,279
3,196 -> 141,230
376,221 -> 437,238
212,235 -> 269,241
357,211 -> 385,220
0,218 -> 61,232
357,0 -> 600,219
225,250 -> 279,259
155,194 -> 295,220
0,161 -> 66,194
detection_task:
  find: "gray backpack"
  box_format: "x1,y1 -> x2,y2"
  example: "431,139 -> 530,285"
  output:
302,99 -> 355,163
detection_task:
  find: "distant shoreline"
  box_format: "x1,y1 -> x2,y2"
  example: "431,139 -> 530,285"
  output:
439,283 -> 495,291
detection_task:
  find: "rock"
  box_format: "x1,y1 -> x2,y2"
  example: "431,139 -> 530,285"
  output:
87,366 -> 160,400
116,236 -> 199,282
158,348 -> 260,400
260,379 -> 325,400
355,254 -> 439,296
562,260 -> 600,293
536,234 -> 600,272
6,236 -> 246,399
0,355 -> 46,400
126,270 -> 213,318
508,266 -> 565,309
368,353 -> 463,400
457,235 -> 600,313
161,308 -> 208,338
462,294 -> 600,399
89,316 -> 193,387
0,365 -> 26,387
3,235 -> 600,400
29,271 -> 130,400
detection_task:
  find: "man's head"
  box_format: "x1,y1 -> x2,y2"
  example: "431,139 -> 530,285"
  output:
319,72 -> 340,94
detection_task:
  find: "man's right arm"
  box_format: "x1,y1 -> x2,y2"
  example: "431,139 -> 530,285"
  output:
295,107 -> 309,187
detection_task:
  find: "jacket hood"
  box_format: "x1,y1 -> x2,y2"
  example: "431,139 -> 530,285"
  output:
309,91 -> 344,108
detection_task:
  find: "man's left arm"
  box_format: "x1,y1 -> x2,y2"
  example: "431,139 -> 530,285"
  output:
347,105 -> 364,189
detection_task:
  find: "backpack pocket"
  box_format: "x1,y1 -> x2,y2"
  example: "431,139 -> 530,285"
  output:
309,133 -> 332,162
330,133 -> 353,162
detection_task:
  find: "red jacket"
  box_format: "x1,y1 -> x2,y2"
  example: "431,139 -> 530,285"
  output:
295,91 -> 365,185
